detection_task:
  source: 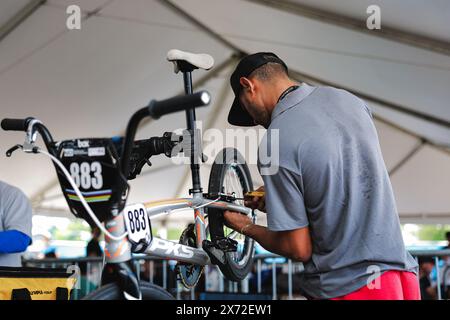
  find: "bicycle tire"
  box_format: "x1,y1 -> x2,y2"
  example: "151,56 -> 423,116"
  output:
82,281 -> 175,300
207,147 -> 255,282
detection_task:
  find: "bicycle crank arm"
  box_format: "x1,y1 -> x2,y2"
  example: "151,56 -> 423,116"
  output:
202,237 -> 238,268
202,240 -> 226,266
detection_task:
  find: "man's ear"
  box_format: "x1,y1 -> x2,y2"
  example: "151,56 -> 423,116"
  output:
239,77 -> 253,92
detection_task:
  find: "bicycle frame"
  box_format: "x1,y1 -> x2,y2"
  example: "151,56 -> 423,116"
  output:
104,197 -> 252,266
2,58 -> 253,299
97,63 -> 253,298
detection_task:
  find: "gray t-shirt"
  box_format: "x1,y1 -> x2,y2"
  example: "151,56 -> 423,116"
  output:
258,83 -> 418,299
0,181 -> 32,267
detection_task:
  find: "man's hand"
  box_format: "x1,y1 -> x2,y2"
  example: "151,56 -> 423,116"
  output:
244,185 -> 265,212
224,210 -> 312,262
223,210 -> 253,234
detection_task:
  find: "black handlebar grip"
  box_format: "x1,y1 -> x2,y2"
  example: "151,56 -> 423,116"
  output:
148,91 -> 211,119
1,118 -> 33,131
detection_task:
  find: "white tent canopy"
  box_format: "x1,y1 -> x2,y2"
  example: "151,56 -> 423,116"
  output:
0,0 -> 449,227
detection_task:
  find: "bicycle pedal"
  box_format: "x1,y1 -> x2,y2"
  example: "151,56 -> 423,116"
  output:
202,240 -> 226,266
214,237 -> 238,252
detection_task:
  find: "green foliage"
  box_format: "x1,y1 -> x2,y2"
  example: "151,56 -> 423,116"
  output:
50,220 -> 91,241
48,222 -> 183,242
152,227 -> 184,240
167,228 -> 183,241
416,225 -> 450,241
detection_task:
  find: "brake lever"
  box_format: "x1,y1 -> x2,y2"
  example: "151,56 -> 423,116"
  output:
128,158 -> 152,180
128,142 -> 153,180
6,144 -> 23,157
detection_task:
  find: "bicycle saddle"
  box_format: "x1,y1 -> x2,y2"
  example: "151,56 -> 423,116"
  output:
167,49 -> 214,73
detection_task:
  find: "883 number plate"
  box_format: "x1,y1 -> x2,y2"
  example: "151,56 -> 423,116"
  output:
123,203 -> 152,253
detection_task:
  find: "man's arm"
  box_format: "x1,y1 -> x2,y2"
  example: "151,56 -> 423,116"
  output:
224,210 -> 312,262
2,184 -> 33,252
0,230 -> 31,254
245,224 -> 312,262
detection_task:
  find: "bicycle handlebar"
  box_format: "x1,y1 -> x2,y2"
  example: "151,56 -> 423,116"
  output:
121,90 -> 211,177
147,91 -> 210,119
1,118 -> 33,131
1,91 -> 211,178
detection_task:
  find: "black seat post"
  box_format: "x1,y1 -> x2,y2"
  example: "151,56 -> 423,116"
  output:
179,61 -> 202,194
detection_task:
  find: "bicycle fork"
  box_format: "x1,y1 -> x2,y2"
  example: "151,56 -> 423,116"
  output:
101,215 -> 141,300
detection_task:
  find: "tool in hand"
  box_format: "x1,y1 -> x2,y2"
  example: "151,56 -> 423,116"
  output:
217,190 -> 265,201
245,191 -> 265,197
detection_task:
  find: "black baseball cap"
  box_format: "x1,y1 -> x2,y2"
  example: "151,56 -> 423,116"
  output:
228,52 -> 288,126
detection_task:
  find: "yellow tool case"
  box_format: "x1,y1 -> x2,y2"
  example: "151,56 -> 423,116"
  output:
0,266 -> 76,300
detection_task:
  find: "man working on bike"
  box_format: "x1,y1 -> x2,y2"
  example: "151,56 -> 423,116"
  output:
223,52 -> 419,300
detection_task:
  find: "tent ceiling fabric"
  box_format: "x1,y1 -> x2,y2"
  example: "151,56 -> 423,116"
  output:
289,0 -> 450,43
0,0 -> 233,201
0,0 -> 32,27
47,0 -> 112,13
171,0 -> 450,133
1,0 -> 449,225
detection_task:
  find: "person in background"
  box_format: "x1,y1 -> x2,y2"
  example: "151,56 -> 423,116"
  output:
441,231 -> 450,266
0,180 -> 32,267
418,257 -> 436,300
77,260 -> 98,298
43,247 -> 57,259
442,231 -> 450,298
443,231 -> 450,254
77,227 -> 103,298
86,226 -> 102,257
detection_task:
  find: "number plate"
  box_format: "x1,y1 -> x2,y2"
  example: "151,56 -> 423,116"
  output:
56,138 -> 129,226
123,203 -> 152,252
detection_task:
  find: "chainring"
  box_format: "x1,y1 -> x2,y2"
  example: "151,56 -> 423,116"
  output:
176,224 -> 204,289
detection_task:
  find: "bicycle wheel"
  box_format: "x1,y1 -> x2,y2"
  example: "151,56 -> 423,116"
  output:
82,281 -> 175,300
207,148 -> 255,282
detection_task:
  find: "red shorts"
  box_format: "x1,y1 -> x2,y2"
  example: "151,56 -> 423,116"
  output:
331,270 -> 420,300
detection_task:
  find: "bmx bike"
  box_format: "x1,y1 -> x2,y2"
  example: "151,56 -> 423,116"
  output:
1,50 -> 256,300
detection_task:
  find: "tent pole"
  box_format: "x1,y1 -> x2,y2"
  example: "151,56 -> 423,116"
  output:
247,0 -> 450,56
162,0 -> 450,136
388,139 -> 426,177
161,0 -> 245,55
289,69 -> 450,130
0,0 -> 46,43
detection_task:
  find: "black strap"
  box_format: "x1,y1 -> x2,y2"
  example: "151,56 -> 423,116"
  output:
11,288 -> 32,300
277,85 -> 300,103
11,287 -> 70,300
56,287 -> 69,300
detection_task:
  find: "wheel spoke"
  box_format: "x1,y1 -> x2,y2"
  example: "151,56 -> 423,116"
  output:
222,167 -> 244,261
212,161 -> 253,266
